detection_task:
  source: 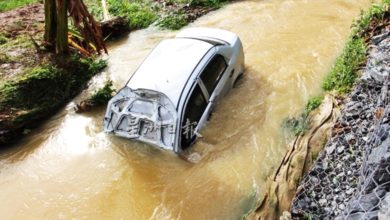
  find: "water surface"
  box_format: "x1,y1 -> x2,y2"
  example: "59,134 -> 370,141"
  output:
0,0 -> 372,219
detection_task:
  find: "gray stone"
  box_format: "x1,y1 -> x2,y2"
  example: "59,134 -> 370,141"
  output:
319,198 -> 327,206
327,144 -> 336,155
337,146 -> 345,154
346,188 -> 354,195
372,31 -> 390,45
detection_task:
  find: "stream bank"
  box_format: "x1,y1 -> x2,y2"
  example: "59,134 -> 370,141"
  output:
292,8 -> 390,219
251,1 -> 390,219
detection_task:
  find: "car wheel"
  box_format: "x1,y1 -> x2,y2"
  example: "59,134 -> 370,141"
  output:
233,73 -> 244,88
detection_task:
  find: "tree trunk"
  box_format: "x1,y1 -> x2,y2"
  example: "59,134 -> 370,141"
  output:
44,0 -> 57,47
44,0 -> 106,55
55,0 -> 68,54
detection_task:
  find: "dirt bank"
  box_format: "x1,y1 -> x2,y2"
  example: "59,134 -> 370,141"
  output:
0,2 -> 107,146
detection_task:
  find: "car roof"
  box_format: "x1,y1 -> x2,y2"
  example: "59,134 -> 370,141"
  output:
127,38 -> 214,108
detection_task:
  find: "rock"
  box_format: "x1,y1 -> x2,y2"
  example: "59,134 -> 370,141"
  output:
327,144 -> 336,155
319,198 -> 327,206
337,146 -> 345,154
372,31 -> 390,45
346,188 -> 354,195
379,193 -> 390,220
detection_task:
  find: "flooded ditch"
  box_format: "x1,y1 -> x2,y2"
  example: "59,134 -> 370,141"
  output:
0,0 -> 374,219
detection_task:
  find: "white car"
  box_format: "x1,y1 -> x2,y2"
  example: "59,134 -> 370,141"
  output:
104,27 -> 244,153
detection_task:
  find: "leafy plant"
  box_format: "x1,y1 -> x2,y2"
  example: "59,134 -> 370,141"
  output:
283,96 -> 324,136
304,96 -> 323,114
86,80 -> 116,106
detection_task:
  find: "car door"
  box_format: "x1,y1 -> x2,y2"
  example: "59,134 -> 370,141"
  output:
179,54 -> 228,150
198,54 -> 228,103
180,83 -> 208,150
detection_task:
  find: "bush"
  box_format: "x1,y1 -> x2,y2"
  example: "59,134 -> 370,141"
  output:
87,80 -> 116,106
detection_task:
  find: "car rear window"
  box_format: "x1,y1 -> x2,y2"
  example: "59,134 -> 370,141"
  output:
200,54 -> 227,95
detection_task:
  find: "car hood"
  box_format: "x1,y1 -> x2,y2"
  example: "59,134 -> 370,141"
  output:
103,87 -> 178,152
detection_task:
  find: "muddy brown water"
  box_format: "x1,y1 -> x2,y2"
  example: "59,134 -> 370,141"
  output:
0,0 -> 372,219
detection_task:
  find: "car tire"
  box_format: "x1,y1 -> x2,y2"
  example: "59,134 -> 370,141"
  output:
233,73 -> 244,88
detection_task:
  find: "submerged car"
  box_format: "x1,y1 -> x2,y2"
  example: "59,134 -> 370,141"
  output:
104,27 -> 244,153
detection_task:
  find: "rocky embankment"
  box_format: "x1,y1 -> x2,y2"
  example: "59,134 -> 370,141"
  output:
291,29 -> 390,218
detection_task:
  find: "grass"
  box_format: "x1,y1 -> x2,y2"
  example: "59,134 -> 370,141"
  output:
0,33 -> 7,45
104,0 -> 229,30
0,0 -> 38,12
0,56 -> 107,120
284,96 -> 324,136
304,96 -> 323,114
322,0 -> 390,93
284,0 -> 390,136
107,0 -> 157,29
189,0 -> 227,8
322,37 -> 366,93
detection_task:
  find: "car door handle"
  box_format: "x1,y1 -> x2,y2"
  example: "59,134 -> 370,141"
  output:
229,69 -> 235,78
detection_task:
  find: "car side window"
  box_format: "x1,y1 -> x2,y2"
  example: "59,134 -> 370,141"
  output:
200,54 -> 227,95
181,84 -> 207,149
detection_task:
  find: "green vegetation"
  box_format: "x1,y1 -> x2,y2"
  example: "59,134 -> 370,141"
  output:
284,96 -> 324,136
157,0 -> 228,29
86,80 -> 116,106
322,37 -> 366,93
303,213 -> 313,220
304,96 -> 323,114
0,33 -> 7,45
285,0 -> 390,137
190,0 -> 227,8
322,0 -> 390,93
351,1 -> 390,37
0,0 -> 37,12
84,0 -> 104,21
158,13 -> 188,30
103,0 -> 229,30
107,0 -> 157,29
0,57 -> 107,125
